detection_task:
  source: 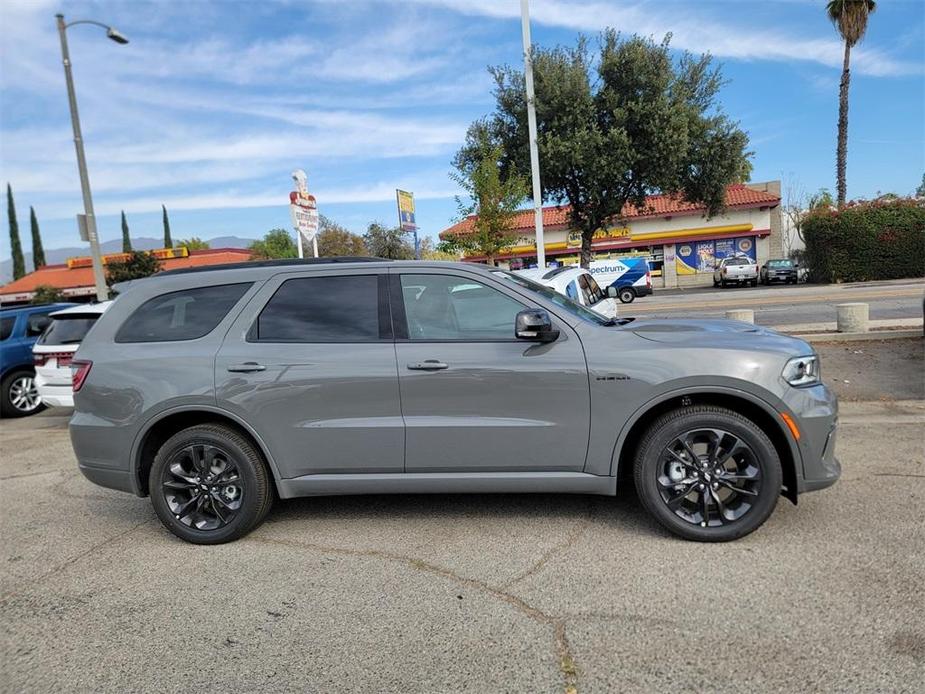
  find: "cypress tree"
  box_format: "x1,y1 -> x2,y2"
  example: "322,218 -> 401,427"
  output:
162,204 -> 172,248
6,183 -> 25,280
121,210 -> 132,252
30,206 -> 46,270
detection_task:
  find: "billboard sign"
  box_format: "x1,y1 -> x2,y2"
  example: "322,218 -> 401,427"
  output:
396,189 -> 416,231
290,169 -> 319,245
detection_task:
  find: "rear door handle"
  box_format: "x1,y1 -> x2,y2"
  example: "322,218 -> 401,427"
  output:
407,360 -> 448,371
227,362 -> 266,373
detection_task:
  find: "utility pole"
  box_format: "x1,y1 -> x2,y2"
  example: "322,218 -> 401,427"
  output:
56,14 -> 128,300
520,0 -> 545,269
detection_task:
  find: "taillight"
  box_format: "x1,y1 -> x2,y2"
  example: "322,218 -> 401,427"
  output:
722,268 -> 727,275
645,271 -> 651,288
71,360 -> 92,392
34,353 -> 47,366
35,351 -> 73,367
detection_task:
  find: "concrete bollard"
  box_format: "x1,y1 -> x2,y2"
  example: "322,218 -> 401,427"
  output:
725,309 -> 754,324
836,303 -> 869,333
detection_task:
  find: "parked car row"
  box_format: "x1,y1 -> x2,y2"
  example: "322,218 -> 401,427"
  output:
0,301 -> 109,417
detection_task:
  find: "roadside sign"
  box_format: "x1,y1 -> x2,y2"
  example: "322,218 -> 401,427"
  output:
396,189 -> 416,231
290,170 -> 319,250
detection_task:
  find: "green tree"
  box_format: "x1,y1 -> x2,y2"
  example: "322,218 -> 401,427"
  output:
465,32 -> 751,267
419,237 -> 461,261
175,237 -> 210,251
826,0 -> 877,209
6,183 -> 25,280
809,188 -> 835,210
29,206 -> 45,270
316,215 -> 367,257
363,222 -> 414,259
105,251 -> 162,286
440,131 -> 528,266
121,210 -> 132,252
915,173 -> 925,199
162,204 -> 173,248
248,229 -> 298,260
31,285 -> 64,304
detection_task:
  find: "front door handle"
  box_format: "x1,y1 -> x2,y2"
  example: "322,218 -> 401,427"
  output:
407,360 -> 448,371
227,362 -> 266,373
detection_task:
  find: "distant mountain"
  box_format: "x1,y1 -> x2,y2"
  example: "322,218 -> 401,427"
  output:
0,235 -> 256,284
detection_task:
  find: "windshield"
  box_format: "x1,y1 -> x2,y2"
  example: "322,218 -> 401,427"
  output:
492,270 -> 612,325
767,259 -> 793,268
37,315 -> 101,345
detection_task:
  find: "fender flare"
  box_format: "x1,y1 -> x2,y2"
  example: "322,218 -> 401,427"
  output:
608,384 -> 803,480
129,404 -> 283,496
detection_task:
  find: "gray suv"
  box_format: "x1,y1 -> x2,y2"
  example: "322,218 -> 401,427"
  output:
70,258 -> 839,544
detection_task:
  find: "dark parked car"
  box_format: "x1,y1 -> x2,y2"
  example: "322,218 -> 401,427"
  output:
760,259 -> 799,285
0,302 -> 74,417
70,259 -> 839,544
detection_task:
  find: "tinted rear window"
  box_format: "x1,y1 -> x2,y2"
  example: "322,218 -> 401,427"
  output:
116,283 -> 252,343
0,316 -> 14,341
725,257 -> 750,266
38,315 -> 101,345
254,275 -> 381,342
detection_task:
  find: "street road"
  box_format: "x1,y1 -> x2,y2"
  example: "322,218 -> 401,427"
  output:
2,353 -> 923,692
635,278 -> 924,327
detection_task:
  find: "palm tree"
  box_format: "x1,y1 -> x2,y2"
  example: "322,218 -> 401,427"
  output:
826,0 -> 876,209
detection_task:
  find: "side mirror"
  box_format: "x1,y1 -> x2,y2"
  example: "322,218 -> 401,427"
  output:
606,285 -> 619,299
515,309 -> 560,343
794,263 -> 800,267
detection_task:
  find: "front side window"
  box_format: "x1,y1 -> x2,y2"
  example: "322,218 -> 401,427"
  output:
255,274 -> 381,342
116,283 -> 252,343
400,274 -> 524,340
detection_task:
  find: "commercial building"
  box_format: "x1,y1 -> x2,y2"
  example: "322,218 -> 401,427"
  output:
0,247 -> 253,305
439,181 -> 782,289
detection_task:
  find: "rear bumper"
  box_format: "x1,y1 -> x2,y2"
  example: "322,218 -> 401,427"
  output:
35,382 -> 73,408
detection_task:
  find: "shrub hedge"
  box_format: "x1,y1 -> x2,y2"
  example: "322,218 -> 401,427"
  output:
802,197 -> 925,283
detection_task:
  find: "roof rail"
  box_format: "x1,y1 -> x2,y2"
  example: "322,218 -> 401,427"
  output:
156,256 -> 390,278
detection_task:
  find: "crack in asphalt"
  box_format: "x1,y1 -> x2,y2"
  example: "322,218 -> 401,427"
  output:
503,500 -> 594,590
248,533 -> 581,694
0,519 -> 154,604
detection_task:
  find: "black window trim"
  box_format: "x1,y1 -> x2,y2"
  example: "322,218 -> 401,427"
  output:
390,272 -> 528,344
248,273 -> 392,344
115,282 -> 254,344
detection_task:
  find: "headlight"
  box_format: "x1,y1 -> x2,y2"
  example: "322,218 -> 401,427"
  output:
782,355 -> 820,387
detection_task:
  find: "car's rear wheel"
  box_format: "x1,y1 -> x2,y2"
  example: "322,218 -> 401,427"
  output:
633,406 -> 782,542
150,424 -> 273,544
750,279 -> 758,287
1,369 -> 45,418
618,287 -> 635,303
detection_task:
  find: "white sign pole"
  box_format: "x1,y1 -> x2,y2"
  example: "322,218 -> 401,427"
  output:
296,228 -> 304,259
312,236 -> 319,258
521,0 -> 545,269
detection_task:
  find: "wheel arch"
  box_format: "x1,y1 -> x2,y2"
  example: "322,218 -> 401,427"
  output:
131,405 -> 282,497
611,387 -> 801,504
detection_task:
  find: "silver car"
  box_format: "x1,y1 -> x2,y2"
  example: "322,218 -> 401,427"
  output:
70,258 -> 839,544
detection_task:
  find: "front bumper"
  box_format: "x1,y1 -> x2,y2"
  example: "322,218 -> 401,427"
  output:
781,382 -> 841,494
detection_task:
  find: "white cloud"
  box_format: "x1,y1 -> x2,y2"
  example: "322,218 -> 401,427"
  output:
417,0 -> 923,77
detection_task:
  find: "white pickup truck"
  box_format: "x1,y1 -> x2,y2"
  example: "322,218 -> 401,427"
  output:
713,256 -> 759,288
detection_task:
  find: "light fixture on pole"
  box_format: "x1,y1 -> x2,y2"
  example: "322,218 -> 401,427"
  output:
55,14 -> 129,302
520,0 -> 545,269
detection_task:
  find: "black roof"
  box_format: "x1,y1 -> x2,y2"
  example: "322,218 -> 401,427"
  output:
156,256 -> 390,278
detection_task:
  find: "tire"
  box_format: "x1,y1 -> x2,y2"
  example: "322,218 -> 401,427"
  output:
720,279 -> 727,288
633,405 -> 782,542
618,287 -> 636,304
1,369 -> 46,418
150,423 -> 273,544
750,279 -> 758,287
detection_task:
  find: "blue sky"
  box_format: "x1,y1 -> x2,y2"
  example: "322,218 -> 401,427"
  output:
1,0 -> 923,258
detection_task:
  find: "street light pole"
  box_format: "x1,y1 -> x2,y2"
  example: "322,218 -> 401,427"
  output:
55,14 -> 128,301
520,0 -> 545,269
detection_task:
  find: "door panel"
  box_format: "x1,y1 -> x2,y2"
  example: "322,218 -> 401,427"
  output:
393,271 -> 590,473
215,272 -> 403,479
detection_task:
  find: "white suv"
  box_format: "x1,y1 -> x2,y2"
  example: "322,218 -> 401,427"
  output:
33,302 -> 110,407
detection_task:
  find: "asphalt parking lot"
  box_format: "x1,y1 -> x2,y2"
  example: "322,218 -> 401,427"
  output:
2,342 -> 923,693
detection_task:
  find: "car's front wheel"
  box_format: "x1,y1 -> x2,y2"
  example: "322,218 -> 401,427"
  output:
1,369 -> 45,418
150,424 -> 273,544
633,406 -> 782,542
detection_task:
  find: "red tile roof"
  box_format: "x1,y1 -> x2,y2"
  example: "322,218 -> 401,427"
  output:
1,248 -> 253,295
439,183 -> 779,238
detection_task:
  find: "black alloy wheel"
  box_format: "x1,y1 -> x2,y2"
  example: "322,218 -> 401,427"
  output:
634,405 -> 782,542
150,424 -> 273,544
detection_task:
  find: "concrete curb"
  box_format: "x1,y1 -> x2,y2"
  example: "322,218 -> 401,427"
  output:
789,330 -> 923,343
